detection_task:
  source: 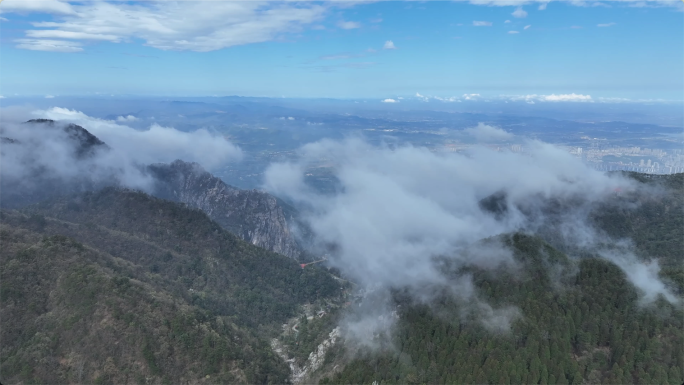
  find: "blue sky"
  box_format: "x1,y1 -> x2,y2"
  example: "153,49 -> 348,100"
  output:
0,0 -> 682,101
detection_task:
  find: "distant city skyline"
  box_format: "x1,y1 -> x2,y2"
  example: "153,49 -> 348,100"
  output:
0,0 -> 682,100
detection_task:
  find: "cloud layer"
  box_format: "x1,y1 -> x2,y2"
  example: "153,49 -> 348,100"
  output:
33,107 -> 243,168
0,105 -> 241,196
263,134 -> 677,337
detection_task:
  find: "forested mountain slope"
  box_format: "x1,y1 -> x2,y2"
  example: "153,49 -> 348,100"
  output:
0,188 -> 343,384
592,172 -> 683,290
323,234 -> 683,385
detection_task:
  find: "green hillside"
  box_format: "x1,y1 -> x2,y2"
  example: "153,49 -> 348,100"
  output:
0,188 -> 344,384
323,234 -> 683,385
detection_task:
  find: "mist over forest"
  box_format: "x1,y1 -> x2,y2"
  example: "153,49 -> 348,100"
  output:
1,0 -> 683,384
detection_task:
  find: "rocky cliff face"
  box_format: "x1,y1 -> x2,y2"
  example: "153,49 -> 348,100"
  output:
148,160 -> 302,259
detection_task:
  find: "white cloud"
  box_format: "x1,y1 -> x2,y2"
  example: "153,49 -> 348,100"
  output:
26,30 -> 120,42
116,115 -> 139,122
543,93 -> 592,101
4,1 -> 674,54
262,136 -> 673,336
463,93 -> 481,100
433,96 -> 460,102
504,20 -> 511,23
45,95 -> 55,99
415,93 -> 461,102
505,93 -> 593,102
597,22 -> 616,27
383,40 -> 396,49
0,95 -> 5,99
0,17 -> 8,22
15,39 -> 83,52
10,1 -> 327,53
512,7 -> 528,17
381,98 -> 398,103
508,30 -> 520,34
0,0 -> 75,15
33,107 -> 242,169
524,25 -> 531,29
463,123 -> 514,142
538,3 -> 548,10
473,21 -> 493,26
338,20 -> 361,29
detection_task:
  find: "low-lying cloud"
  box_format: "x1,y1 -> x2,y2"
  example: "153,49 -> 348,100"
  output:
0,106 -> 242,206
34,107 -> 242,168
463,123 -> 514,141
263,134 -> 677,340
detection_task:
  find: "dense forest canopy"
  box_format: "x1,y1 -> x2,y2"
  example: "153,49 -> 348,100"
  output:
0,172 -> 682,384
0,188 -> 344,384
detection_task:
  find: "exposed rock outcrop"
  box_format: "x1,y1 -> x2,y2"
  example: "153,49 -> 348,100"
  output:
148,160 -> 302,259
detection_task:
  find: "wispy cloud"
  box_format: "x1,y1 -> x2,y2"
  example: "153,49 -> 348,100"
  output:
597,22 -> 616,27
463,123 -> 513,141
538,3 -> 548,10
504,20 -> 511,23
45,95 -> 55,99
0,0 -> 75,15
117,115 -> 139,122
512,7 -> 528,18
9,1 -> 327,53
383,40 -> 397,50
508,31 -> 519,34
506,93 -> 593,102
26,30 -> 120,42
381,98 -> 398,103
16,38 -> 83,52
338,20 -> 361,30
473,21 -> 493,27
370,18 -> 383,23
524,25 -> 531,30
